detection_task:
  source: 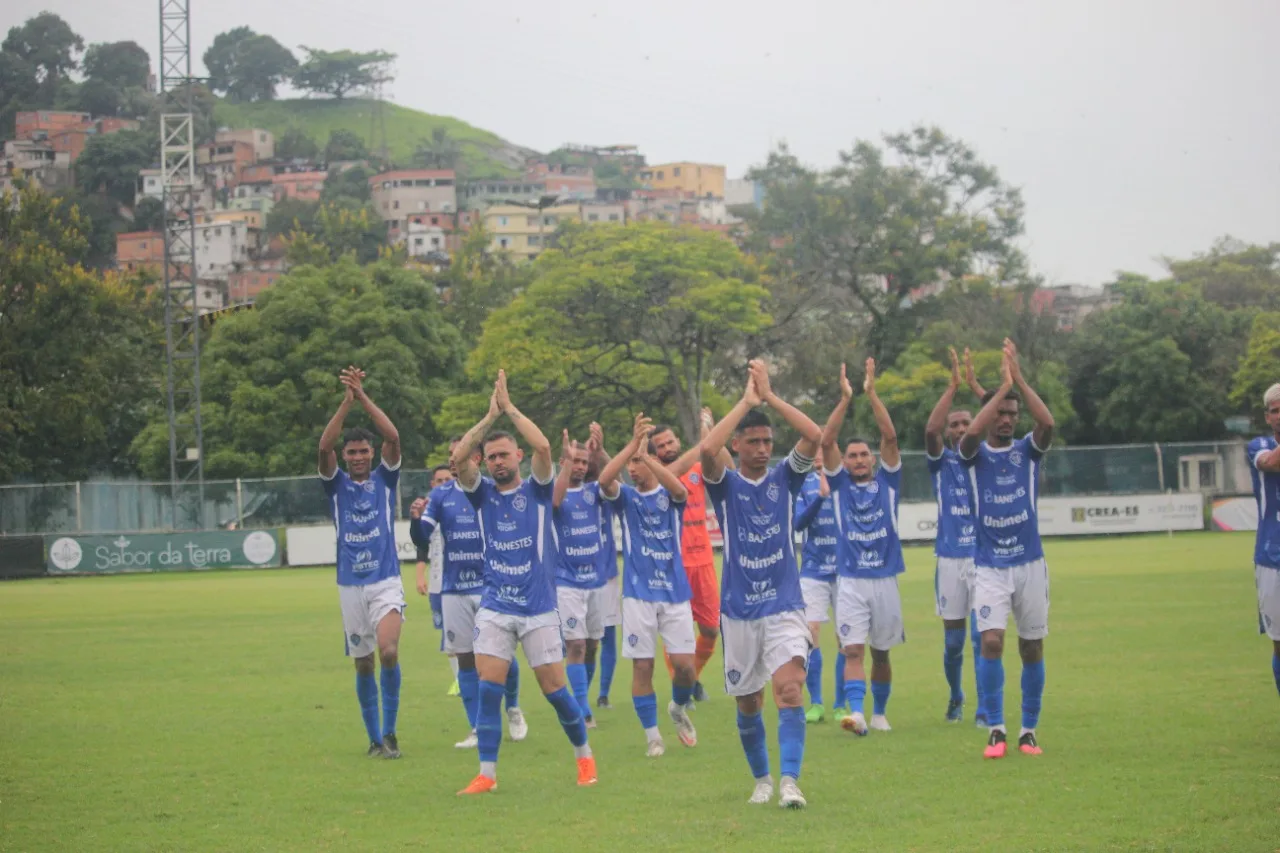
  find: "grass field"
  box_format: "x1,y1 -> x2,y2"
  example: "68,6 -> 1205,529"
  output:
2,532 -> 1277,852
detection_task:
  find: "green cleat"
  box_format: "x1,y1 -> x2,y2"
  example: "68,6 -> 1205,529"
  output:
832,706 -> 851,723
447,679 -> 460,697
804,704 -> 826,724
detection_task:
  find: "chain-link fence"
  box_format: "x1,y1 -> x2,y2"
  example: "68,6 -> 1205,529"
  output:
0,440 -> 1254,537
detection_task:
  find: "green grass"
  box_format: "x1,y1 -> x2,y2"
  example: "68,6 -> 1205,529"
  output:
212,98 -> 525,178
2,532 -> 1277,852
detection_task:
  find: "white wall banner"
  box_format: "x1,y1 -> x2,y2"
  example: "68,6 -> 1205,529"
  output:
286,521 -> 419,567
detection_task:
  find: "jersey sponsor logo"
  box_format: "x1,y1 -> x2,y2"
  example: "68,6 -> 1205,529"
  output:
853,509 -> 884,524
489,536 -> 534,552
983,510 -> 1030,529
996,475 -> 1018,486
739,549 -> 784,571
568,525 -> 598,537
812,535 -> 838,546
512,493 -> 528,512
565,543 -> 601,557
497,519 -> 518,532
490,559 -> 532,575
984,487 -> 1026,505
640,544 -> 674,561
846,528 -> 888,543
447,529 -> 481,541
950,504 -> 971,516
656,492 -> 670,512
344,510 -> 378,524
571,510 -> 591,521
726,668 -> 741,685
447,551 -> 484,563
354,499 -> 373,511
640,526 -> 672,540
745,523 -> 782,544
344,527 -> 381,544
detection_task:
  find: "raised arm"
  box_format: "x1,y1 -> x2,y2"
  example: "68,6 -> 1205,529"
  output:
862,358 -> 899,469
960,351 -> 1014,459
318,381 -> 354,479
342,366 -> 400,468
495,369 -> 554,483
964,347 -> 987,399
925,348 -> 961,459
670,407 -> 733,477
553,431 -> 575,509
588,422 -> 611,471
1005,338 -> 1054,451
820,363 -> 854,473
700,374 -> 761,482
452,389 -> 501,490
640,436 -> 688,503
1255,443 -> 1280,473
794,473 -> 829,532
750,358 -> 822,458
598,413 -> 650,498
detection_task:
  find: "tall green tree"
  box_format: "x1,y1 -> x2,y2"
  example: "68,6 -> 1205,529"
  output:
276,127 -> 320,161
320,164 -> 374,203
0,184 -> 161,483
203,28 -> 297,102
1,12 -> 83,105
1230,312 -> 1280,429
323,128 -> 369,162
1164,237 -> 1280,311
457,222 -> 771,442
82,41 -> 150,90
413,127 -> 462,172
75,129 -> 156,207
292,48 -> 394,99
434,223 -> 531,342
130,258 -> 465,477
284,200 -> 387,266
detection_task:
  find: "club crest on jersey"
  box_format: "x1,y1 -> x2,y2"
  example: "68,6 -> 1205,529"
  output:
628,633 -> 639,647
939,596 -> 948,608
446,630 -> 455,642
583,490 -> 596,506
839,623 -> 850,636
473,626 -> 481,640
512,493 -> 528,512
656,492 -> 670,512
979,605 -> 991,619
1009,450 -> 1024,467
349,633 -> 361,645
688,472 -> 700,485
566,617 -> 578,629
865,480 -> 880,495
362,480 -> 376,493
355,549 -> 372,563
726,669 -> 742,685
766,482 -> 781,503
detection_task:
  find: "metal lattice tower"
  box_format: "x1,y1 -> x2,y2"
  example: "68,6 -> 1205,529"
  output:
159,0 -> 205,528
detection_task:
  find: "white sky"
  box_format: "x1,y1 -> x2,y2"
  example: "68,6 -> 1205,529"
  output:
6,0 -> 1278,286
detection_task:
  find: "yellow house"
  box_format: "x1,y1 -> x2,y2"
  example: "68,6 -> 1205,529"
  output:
197,209 -> 265,230
637,162 -> 726,199
483,203 -> 583,261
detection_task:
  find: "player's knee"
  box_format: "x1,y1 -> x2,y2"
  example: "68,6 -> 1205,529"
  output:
565,638 -> 586,659
457,652 -> 476,670
870,648 -> 890,665
672,660 -> 695,684
697,623 -> 718,640
354,654 -> 376,675
584,639 -> 598,663
774,678 -> 805,708
1018,637 -> 1043,663
980,633 -> 1004,658
843,645 -> 865,663
736,693 -> 764,716
378,643 -> 398,667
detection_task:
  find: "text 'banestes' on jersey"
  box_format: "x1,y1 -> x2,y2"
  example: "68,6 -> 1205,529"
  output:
322,461 -> 402,587
463,474 -> 558,616
608,483 -> 690,603
961,434 -> 1048,568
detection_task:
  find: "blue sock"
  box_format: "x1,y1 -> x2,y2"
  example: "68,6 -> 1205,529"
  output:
871,680 -> 891,716
981,655 -> 1005,726
379,664 -> 401,736
567,662 -> 591,721
844,675 -> 866,714
944,628 -> 965,703
546,686 -> 588,747
1273,654 -> 1280,697
736,710 -> 770,780
355,670 -> 381,744
505,657 -> 520,709
777,706 -> 806,780
806,647 -> 824,706
599,625 -> 617,699
477,679 -> 505,766
632,692 -> 658,731
1021,660 -> 1045,730
834,652 -> 847,708
971,611 -> 985,712
672,681 -> 693,708
458,667 -> 479,729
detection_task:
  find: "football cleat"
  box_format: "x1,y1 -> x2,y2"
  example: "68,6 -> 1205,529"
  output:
454,731 -> 478,749
748,778 -> 774,805
1018,731 -> 1043,755
646,738 -> 666,758
778,776 -> 807,810
804,704 -> 826,724
576,756 -> 598,786
984,728 -> 1008,759
380,733 -> 401,759
841,711 -> 869,737
946,699 -> 964,722
457,774 -> 497,796
366,741 -> 384,758
596,695 -> 613,710
507,707 -> 528,742
668,701 -> 697,747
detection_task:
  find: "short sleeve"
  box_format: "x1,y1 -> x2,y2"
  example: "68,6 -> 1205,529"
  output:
463,478 -> 488,509
1019,433 -> 1045,461
825,466 -> 851,492
1249,437 -> 1269,469
377,462 -> 401,492
878,464 -> 902,491
667,484 -> 687,510
530,475 -> 554,504
420,486 -> 443,533
926,453 -> 944,474
703,469 -> 731,505
778,456 -> 808,496
601,480 -> 624,502
320,467 -> 344,497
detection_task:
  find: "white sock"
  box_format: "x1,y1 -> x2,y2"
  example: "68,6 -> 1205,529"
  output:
991,724 -> 1007,734
1019,727 -> 1035,738
573,744 -> 593,759
644,726 -> 661,742
449,657 -> 460,677
479,761 -> 497,780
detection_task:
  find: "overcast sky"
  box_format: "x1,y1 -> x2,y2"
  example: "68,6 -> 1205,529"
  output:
7,0 -> 1278,286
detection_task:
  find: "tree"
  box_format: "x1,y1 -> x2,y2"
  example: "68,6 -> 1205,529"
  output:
202,29 -> 297,102
76,129 -> 156,208
276,127 -> 319,161
323,128 -> 369,162
1230,313 -> 1280,428
413,127 -> 462,172
130,258 -> 465,478
1,13 -> 83,105
292,47 -> 394,100
742,128 -> 1026,367
459,222 -> 771,442
1068,277 -> 1252,443
266,197 -> 320,238
82,41 -> 150,90
53,190 -> 127,270
131,195 -> 165,232
434,223 -> 532,342
284,200 -> 387,266
0,184 -> 161,484
1165,237 -> 1280,311
320,164 -> 373,203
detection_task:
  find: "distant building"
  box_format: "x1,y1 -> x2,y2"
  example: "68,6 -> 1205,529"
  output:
272,169 -> 327,202
1039,283 -> 1122,331
389,209 -> 478,254
579,201 -> 625,224
15,110 -> 91,140
369,168 -> 457,224
725,178 -> 763,209
226,255 -> 288,304
193,220 -> 264,280
460,178 -> 548,210
2,140 -> 73,193
136,168 -> 216,211
638,162 -> 725,199
215,128 -> 274,162
525,161 -> 596,199
484,202 -> 582,261
196,139 -> 257,189
116,231 -> 165,275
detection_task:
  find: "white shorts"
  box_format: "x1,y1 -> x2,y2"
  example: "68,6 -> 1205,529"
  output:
801,576 -> 837,624
935,556 -> 975,621
1256,565 -> 1280,641
598,576 -> 622,628
621,598 -> 696,659
339,576 -> 405,658
973,559 -> 1050,640
721,610 -> 811,697
441,593 -> 482,654
474,607 -> 564,667
557,586 -> 606,641
836,576 -> 906,651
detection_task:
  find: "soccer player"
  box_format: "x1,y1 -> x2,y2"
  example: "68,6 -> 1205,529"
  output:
794,469 -> 848,724
552,431 -> 611,729
317,366 -> 405,760
581,422 -> 622,712
416,464 -> 456,696
701,359 -> 830,809
821,360 -> 905,736
597,413 -> 699,756
1246,383 -> 1280,698
924,347 -> 987,724
451,370 -> 595,795
959,339 -> 1055,759
409,444 -> 528,751
650,408 -> 728,703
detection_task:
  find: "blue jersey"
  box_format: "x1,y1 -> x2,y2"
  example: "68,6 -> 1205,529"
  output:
321,462 -> 402,587
927,447 -> 977,559
794,473 -> 838,579
554,484 -> 609,590
962,434 -> 1047,568
609,483 -> 690,603
599,496 -> 619,581
828,463 -> 906,579
706,451 -> 812,620
417,480 -> 485,595
1248,436 -> 1280,569
464,474 -> 559,616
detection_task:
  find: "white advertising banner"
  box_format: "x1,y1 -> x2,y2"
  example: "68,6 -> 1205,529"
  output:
899,492 -> 1203,541
286,521 -> 419,567
1211,496 -> 1257,531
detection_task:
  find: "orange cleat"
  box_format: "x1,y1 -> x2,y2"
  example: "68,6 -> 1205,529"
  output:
983,729 -> 1007,759
457,774 -> 497,796
576,755 -> 598,786
1018,732 -> 1043,755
